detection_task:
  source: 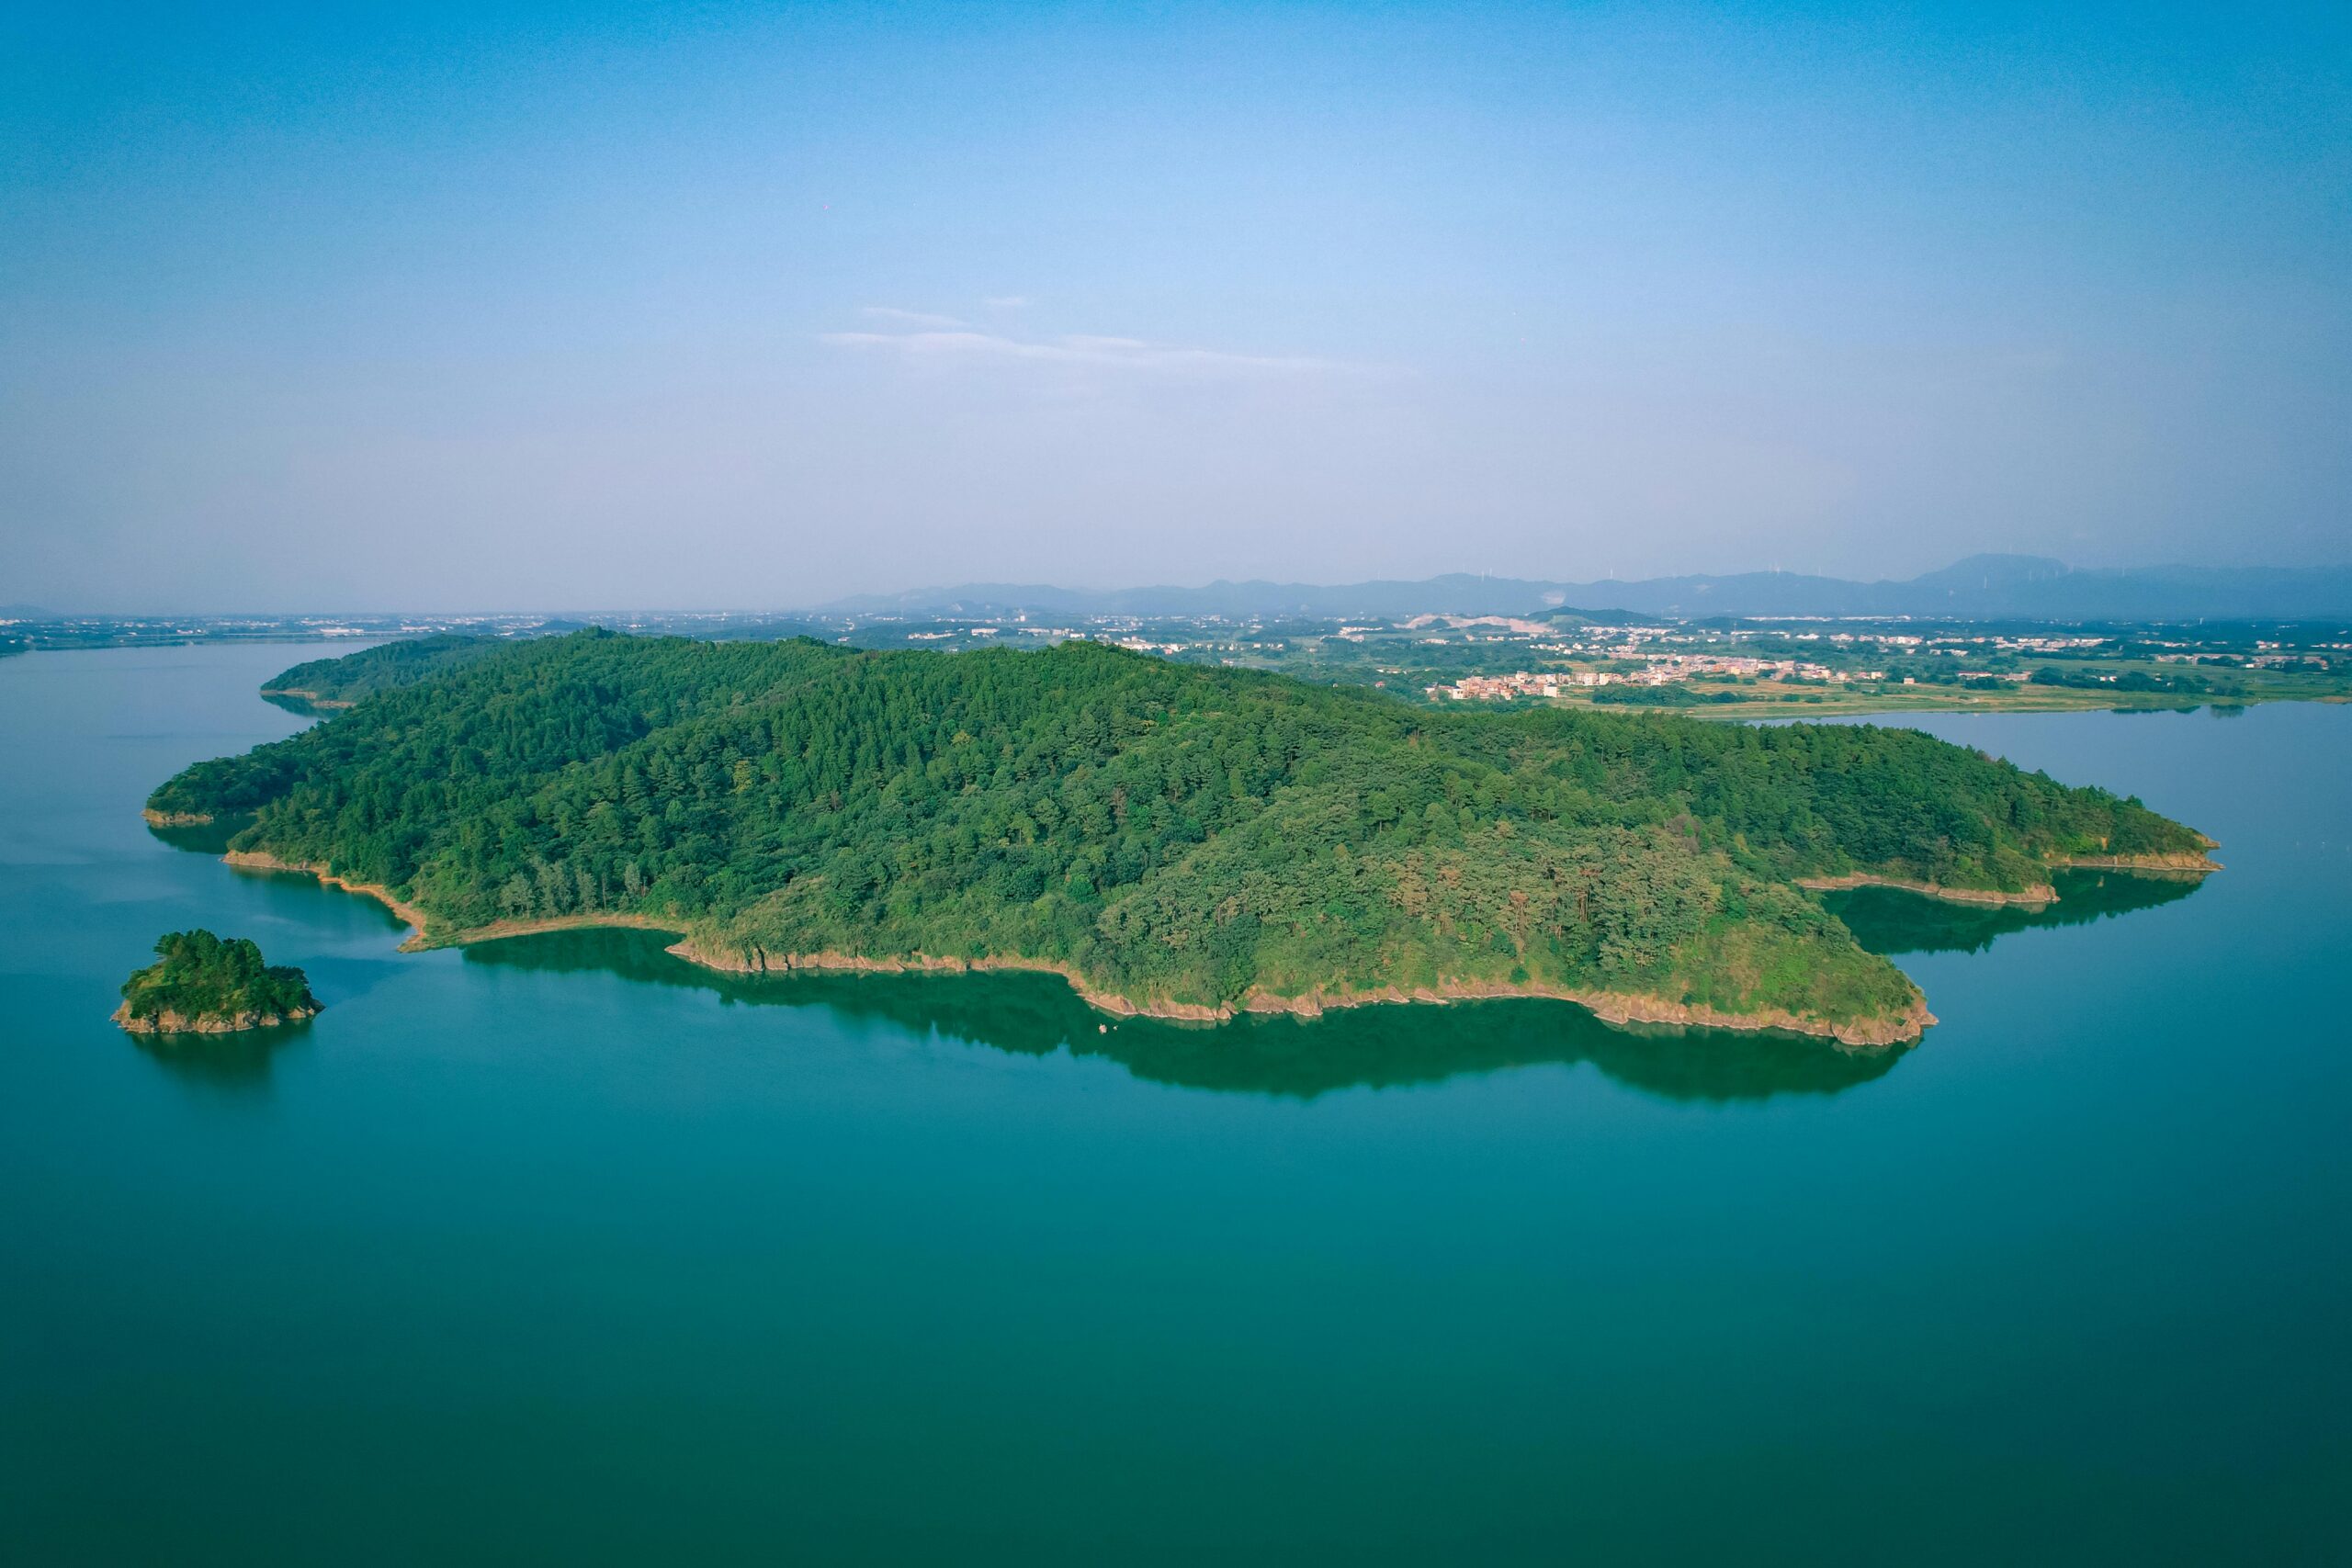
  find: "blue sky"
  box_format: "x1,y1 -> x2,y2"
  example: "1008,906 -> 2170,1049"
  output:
3,2 -> 2346,610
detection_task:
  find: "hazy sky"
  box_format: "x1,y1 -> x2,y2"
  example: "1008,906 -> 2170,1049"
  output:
4,2 -> 2346,611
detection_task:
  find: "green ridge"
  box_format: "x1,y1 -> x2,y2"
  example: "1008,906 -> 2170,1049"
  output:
148,631 -> 2210,1034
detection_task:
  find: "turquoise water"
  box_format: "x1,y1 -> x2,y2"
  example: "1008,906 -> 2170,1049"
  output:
3,645 -> 2346,1564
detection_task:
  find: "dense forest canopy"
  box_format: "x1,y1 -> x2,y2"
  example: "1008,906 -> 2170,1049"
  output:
118,930 -> 318,1027
150,632 -> 2207,1035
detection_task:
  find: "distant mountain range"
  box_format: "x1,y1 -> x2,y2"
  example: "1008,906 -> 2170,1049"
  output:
817,556 -> 2352,623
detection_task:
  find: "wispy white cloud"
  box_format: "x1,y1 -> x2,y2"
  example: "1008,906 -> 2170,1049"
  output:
858,305 -> 967,329
820,326 -> 1343,378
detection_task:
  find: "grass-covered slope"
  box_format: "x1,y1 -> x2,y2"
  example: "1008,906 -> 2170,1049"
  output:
150,631 -> 2210,1041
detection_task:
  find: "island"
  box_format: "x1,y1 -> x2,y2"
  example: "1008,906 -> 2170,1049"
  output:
145,630 -> 2219,1047
114,929 -> 322,1034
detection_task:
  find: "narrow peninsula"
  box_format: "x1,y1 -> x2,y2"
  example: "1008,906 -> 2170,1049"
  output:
115,930 -> 321,1034
147,632 -> 2218,1047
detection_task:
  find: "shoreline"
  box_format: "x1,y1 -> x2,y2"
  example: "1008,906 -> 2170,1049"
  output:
222,851 -> 437,939
202,848 -> 1938,1048
666,939 -> 1938,1047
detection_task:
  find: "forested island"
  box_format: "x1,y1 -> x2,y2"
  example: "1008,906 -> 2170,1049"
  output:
114,930 -> 320,1033
146,631 -> 2217,1046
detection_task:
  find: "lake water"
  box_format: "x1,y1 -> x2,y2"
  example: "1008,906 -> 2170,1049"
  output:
3,644 -> 2346,1564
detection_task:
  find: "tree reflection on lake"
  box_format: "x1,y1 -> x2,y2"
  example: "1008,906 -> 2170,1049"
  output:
124,1016 -> 312,1095
464,927 -> 1906,1103
1826,867 -> 2205,956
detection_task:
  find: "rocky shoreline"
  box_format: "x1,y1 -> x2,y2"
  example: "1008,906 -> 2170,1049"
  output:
112,1000 -> 319,1034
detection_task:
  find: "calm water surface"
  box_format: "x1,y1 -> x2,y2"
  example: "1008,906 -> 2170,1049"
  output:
3,646 -> 2346,1564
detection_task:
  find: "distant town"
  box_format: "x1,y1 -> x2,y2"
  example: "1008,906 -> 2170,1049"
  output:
5,601 -> 2346,718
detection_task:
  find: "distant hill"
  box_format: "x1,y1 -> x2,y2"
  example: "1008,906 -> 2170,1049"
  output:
818,556 -> 2352,622
817,575 -> 1572,621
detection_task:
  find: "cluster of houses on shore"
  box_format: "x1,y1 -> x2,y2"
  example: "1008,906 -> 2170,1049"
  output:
1430,671 -> 1607,700
1429,655 -> 1887,702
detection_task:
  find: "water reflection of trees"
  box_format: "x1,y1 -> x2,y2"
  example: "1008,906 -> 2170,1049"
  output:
1826,868 -> 2205,957
465,929 -> 1905,1103
126,1018 -> 311,1093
